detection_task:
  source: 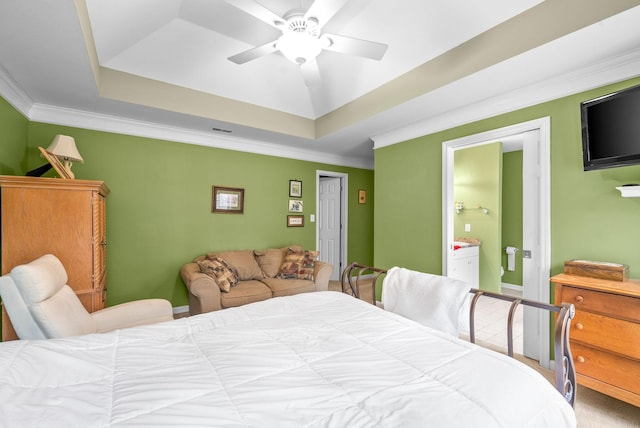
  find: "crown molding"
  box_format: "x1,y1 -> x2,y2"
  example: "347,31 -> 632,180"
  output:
27,103 -> 372,169
0,64 -> 371,169
0,64 -> 33,116
372,48 -> 640,149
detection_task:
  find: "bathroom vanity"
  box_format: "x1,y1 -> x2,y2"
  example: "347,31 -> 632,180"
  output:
449,240 -> 480,288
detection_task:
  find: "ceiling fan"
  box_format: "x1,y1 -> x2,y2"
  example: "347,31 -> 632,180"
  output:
224,0 -> 388,86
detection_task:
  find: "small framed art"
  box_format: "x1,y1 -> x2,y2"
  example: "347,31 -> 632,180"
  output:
288,200 -> 303,213
212,186 -> 244,213
289,180 -> 302,198
287,215 -> 304,227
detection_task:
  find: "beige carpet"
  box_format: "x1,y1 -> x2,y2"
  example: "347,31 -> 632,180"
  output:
516,354 -> 640,427
330,279 -> 640,427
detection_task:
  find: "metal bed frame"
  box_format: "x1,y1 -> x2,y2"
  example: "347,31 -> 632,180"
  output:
340,262 -> 577,407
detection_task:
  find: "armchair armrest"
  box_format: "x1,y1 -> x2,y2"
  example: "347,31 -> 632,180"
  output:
180,262 -> 222,314
92,299 -> 173,333
313,261 -> 333,291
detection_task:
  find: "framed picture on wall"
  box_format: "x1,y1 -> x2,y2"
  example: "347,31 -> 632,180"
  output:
288,200 -> 303,213
287,215 -> 304,227
289,180 -> 302,197
212,186 -> 244,213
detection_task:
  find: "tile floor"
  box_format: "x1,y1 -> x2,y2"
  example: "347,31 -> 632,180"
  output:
461,287 -> 524,355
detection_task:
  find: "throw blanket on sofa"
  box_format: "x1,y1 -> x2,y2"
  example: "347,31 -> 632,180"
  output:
381,266 -> 470,336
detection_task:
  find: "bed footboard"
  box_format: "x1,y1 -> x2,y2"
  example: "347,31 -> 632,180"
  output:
340,262 -> 576,407
468,288 -> 576,407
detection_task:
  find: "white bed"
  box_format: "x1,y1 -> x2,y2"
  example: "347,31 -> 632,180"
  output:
0,291 -> 576,427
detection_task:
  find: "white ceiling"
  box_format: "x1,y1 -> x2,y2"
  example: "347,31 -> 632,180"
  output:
1,1 -> 640,169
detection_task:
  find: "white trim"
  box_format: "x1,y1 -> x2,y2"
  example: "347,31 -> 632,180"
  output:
316,170 -> 348,281
27,103 -> 371,169
0,65 -> 371,169
172,305 -> 189,315
0,64 -> 33,117
501,283 -> 523,293
373,49 -> 640,150
442,117 -> 552,368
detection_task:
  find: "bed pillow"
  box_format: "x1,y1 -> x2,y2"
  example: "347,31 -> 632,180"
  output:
197,257 -> 239,292
277,249 -> 318,280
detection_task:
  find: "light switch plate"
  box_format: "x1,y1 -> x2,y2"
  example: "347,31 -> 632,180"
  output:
465,224 -> 471,232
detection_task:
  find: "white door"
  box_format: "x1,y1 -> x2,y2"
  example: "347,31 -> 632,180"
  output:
442,117 -> 551,368
319,176 -> 342,281
522,129 -> 541,360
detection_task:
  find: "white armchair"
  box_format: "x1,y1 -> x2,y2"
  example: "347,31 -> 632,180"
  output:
0,254 -> 174,339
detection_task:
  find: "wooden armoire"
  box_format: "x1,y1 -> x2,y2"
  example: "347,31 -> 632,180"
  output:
0,175 -> 110,341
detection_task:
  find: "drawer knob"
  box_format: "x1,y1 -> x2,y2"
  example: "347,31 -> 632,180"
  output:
577,356 -> 585,363
575,323 -> 584,330
575,295 -> 584,303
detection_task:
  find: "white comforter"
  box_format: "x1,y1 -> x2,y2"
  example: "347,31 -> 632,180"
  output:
0,291 -> 575,428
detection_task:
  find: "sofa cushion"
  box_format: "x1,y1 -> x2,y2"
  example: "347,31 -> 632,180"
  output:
220,280 -> 272,308
277,249 -> 319,280
197,258 -> 239,292
206,250 -> 263,281
254,249 -> 283,278
254,245 -> 303,278
261,277 -> 315,297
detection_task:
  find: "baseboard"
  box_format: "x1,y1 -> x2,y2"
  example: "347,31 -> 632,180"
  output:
501,282 -> 523,294
172,305 -> 189,315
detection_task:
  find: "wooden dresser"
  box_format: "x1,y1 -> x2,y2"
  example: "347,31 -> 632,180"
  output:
551,273 -> 640,407
0,175 -> 110,341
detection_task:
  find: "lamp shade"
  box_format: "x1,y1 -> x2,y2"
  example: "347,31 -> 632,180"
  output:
46,135 -> 83,163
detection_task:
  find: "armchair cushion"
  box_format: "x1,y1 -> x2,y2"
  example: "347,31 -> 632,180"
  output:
92,299 -> 174,332
0,276 -> 46,340
10,254 -> 68,304
10,254 -> 96,338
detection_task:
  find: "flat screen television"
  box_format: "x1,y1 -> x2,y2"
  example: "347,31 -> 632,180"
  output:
581,83 -> 640,171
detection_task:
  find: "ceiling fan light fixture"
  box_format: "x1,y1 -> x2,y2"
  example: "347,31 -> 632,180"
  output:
277,31 -> 324,65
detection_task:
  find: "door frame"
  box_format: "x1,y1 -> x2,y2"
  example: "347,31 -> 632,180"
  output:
316,170 -> 348,280
442,117 -> 552,368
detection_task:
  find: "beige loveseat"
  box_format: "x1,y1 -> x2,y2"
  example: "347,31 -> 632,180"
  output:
180,245 -> 333,315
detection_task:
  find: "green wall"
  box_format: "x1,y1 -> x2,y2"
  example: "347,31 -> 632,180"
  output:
454,142 -> 503,292
0,97 -> 28,175
375,76 -> 640,301
0,101 -> 373,309
502,151 -> 523,286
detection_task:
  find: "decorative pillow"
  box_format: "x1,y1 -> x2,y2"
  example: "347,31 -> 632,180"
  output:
197,257 -> 239,292
254,249 -> 284,278
277,249 -> 319,280
205,250 -> 263,281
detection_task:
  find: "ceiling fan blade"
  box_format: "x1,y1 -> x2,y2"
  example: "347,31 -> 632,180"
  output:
301,59 -> 321,87
224,0 -> 285,29
323,33 -> 388,60
304,0 -> 349,29
228,40 -> 278,64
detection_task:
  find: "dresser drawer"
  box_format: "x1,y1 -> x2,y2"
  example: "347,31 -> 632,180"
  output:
571,311 -> 640,360
560,286 -> 640,323
571,342 -> 640,395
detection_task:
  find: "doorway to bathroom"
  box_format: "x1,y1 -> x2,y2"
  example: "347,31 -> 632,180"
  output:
442,117 -> 551,368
